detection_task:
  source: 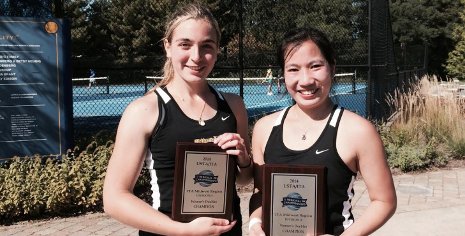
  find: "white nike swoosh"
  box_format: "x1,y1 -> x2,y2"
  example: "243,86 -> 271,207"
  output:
221,115 -> 230,121
315,149 -> 329,155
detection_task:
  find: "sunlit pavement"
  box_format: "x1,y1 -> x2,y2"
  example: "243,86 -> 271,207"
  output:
1,167 -> 464,236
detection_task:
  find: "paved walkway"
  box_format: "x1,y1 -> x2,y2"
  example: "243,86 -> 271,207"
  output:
1,167 -> 464,235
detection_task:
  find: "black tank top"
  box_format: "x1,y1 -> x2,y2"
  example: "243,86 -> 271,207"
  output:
141,86 -> 242,236
264,105 -> 356,235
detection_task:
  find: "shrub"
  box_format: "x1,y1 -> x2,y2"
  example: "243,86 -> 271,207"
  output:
382,128 -> 449,171
0,130 -> 154,225
382,75 -> 465,172
0,140 -> 113,224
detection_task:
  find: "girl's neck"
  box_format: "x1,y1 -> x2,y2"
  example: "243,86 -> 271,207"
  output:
166,77 -> 210,101
293,100 -> 334,121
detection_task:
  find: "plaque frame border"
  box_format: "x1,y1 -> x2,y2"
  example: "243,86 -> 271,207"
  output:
172,142 -> 235,222
262,164 -> 326,235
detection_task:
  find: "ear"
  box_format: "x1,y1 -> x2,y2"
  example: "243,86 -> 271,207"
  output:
164,39 -> 171,58
331,64 -> 336,78
214,46 -> 221,62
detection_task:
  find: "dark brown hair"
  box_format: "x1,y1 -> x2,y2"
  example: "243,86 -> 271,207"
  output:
277,27 -> 336,72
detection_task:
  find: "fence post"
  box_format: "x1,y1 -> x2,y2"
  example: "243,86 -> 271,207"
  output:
54,0 -> 64,18
366,0 -> 373,118
352,70 -> 356,94
239,0 -> 244,98
106,77 -> 110,94
144,78 -> 148,93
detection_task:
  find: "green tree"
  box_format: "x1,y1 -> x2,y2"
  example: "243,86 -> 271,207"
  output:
86,0 -> 114,59
296,0 -> 367,65
64,0 -> 90,58
211,0 -> 239,66
106,0 -> 166,64
445,0 -> 465,81
241,0 -> 366,66
390,0 -> 463,77
63,0 -> 369,72
2,0 -> 52,17
104,0 -> 235,66
64,0 -> 118,72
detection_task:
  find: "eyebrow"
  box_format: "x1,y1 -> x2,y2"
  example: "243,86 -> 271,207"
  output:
285,59 -> 326,68
174,38 -> 217,44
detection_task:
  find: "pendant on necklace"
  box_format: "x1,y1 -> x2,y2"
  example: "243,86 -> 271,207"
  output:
198,101 -> 207,126
301,134 -> 306,140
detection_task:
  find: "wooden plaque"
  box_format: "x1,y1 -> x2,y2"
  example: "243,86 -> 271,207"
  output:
172,142 -> 236,222
262,164 -> 326,236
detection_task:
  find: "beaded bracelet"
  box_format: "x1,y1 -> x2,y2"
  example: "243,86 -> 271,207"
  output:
238,156 -> 252,168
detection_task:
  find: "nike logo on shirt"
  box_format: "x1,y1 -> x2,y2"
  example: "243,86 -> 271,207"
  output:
315,149 -> 329,155
221,115 -> 230,121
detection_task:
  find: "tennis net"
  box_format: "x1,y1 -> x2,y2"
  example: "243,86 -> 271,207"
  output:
145,76 -> 285,94
72,76 -> 110,94
145,75 -> 363,95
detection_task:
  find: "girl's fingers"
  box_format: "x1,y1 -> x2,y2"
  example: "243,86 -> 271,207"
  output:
215,133 -> 243,147
214,133 -> 249,165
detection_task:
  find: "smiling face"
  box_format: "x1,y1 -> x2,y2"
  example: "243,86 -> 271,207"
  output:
164,18 -> 218,84
284,40 -> 335,109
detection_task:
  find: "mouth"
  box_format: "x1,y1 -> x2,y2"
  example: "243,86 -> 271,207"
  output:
186,65 -> 204,72
299,88 -> 319,95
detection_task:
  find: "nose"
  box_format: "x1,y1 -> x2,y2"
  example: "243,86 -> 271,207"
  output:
300,69 -> 316,85
190,45 -> 201,63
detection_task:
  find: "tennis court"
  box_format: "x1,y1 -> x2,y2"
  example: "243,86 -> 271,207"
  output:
72,77 -> 367,125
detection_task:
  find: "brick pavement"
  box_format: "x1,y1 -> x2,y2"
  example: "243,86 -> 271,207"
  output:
1,167 -> 464,235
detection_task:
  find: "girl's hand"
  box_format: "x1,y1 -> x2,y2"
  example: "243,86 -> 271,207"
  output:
184,217 -> 236,236
214,133 -> 251,168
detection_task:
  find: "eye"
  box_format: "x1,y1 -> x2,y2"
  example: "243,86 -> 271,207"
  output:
310,64 -> 323,69
286,67 -> 298,72
202,43 -> 216,50
310,60 -> 327,69
178,42 -> 190,49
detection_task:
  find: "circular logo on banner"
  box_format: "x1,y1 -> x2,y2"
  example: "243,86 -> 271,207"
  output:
44,21 -> 59,34
281,192 -> 308,211
193,170 -> 219,187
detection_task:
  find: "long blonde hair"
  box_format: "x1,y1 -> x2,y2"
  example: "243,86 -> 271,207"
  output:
157,3 -> 221,87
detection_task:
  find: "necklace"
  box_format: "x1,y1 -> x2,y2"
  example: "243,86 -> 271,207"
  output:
198,101 -> 207,126
301,128 -> 311,140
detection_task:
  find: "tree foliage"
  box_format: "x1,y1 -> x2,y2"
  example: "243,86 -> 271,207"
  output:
61,0 -> 369,71
240,0 -> 367,66
445,0 -> 465,80
389,0 -> 463,77
65,0 -> 237,67
56,0 -> 465,79
0,0 -> 52,17
4,0 -> 465,80
105,0 -> 170,64
86,0 -> 113,58
64,0 -> 91,58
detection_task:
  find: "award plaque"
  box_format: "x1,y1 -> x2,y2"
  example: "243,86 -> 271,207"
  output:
172,142 -> 236,222
262,164 -> 326,236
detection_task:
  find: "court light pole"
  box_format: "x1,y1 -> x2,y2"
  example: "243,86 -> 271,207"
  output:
239,0 -> 244,98
54,0 -> 64,18
367,0 -> 372,119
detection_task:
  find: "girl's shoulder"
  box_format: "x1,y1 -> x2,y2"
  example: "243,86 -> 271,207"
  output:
253,108 -> 286,131
121,92 -> 159,124
130,91 -> 158,110
221,92 -> 246,108
339,108 -> 379,138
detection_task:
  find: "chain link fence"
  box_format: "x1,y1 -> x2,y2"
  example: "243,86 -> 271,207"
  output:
2,0 -> 425,139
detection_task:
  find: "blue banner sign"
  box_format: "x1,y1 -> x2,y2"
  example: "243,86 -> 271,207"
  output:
0,17 -> 72,159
